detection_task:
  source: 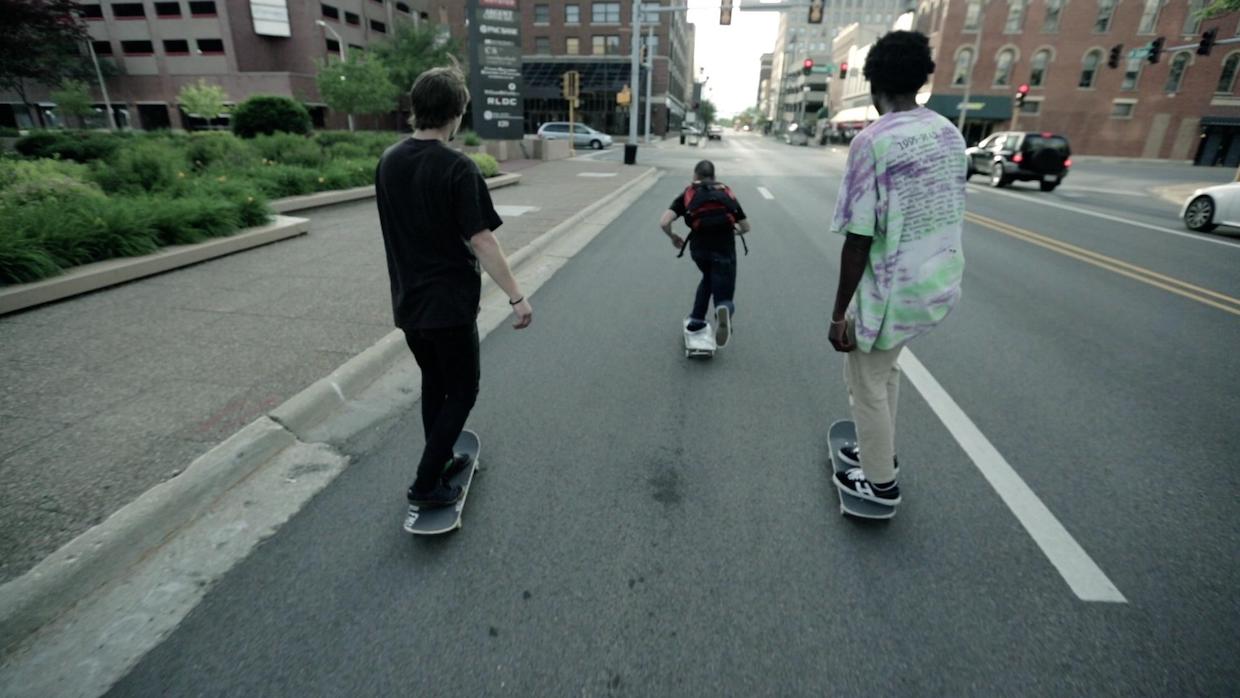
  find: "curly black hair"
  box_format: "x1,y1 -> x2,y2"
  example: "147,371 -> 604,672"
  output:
863,31 -> 936,97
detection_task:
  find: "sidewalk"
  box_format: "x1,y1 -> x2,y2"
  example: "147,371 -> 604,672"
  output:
0,158 -> 649,584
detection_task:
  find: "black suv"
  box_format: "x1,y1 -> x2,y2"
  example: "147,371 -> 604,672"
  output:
966,131 -> 1071,192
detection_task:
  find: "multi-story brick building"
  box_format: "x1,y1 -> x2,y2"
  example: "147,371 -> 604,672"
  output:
434,1 -> 696,137
0,0 -> 428,131
914,0 -> 1240,165
757,51 -> 773,116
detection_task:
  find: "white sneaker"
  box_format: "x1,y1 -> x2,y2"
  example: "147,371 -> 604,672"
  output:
684,320 -> 716,352
715,306 -> 731,348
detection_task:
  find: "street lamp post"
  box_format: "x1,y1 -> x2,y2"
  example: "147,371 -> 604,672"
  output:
628,1 -> 642,151
85,37 -> 118,131
316,19 -> 354,131
957,0 -> 987,136
644,24 -> 653,144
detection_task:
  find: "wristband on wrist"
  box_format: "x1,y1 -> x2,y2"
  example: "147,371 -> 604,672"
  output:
830,316 -> 847,325
509,296 -> 524,306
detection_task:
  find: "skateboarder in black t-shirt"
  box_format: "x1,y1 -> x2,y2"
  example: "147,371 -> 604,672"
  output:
376,67 -> 533,509
659,160 -> 750,350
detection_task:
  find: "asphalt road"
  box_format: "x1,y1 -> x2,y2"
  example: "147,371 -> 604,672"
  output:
108,133 -> 1240,696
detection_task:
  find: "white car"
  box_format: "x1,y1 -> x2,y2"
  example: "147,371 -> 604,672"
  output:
536,122 -> 613,150
1182,182 -> 1240,232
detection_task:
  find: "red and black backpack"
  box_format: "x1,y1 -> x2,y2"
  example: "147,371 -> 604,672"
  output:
678,182 -> 741,257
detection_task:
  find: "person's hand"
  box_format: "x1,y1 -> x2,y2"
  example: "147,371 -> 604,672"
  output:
667,233 -> 685,250
828,318 -> 854,353
511,298 -> 533,329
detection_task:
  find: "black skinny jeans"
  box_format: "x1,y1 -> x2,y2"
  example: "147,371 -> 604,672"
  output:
690,248 -> 737,322
403,323 -> 480,490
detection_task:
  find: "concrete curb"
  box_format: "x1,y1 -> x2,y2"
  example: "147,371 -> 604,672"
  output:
1071,156 -> 1194,165
0,165 -> 659,658
0,216 -> 309,316
271,173 -> 521,214
0,418 -> 295,654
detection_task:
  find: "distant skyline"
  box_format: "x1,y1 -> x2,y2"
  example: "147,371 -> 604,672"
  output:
686,5 -> 780,116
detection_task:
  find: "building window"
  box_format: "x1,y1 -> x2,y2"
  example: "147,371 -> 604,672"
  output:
592,34 -> 620,54
345,11 -> 359,24
1029,49 -> 1050,86
994,48 -> 1016,86
1164,52 -> 1190,92
1019,99 -> 1041,115
964,0 -> 980,30
534,4 -> 549,23
953,47 -> 974,86
370,19 -> 386,32
163,39 -> 190,54
1042,0 -> 1062,32
326,38 -> 341,53
592,2 -> 620,23
1004,0 -> 1025,33
155,1 -> 181,16
81,4 -> 103,19
91,40 -> 113,56
1079,49 -> 1101,87
1094,0 -> 1116,33
566,37 -> 580,54
640,1 -> 659,22
535,36 -> 550,54
1183,0 -> 1204,35
321,3 -> 339,20
197,38 -> 225,54
566,4 -> 580,23
1110,100 -> 1135,118
1121,56 -> 1142,90
395,2 -> 410,14
112,3 -> 145,19
121,40 -> 154,55
189,1 -> 216,16
1137,0 -> 1162,34
1218,53 -> 1240,93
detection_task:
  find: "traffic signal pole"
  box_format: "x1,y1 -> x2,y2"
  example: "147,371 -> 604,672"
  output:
628,2 -> 642,149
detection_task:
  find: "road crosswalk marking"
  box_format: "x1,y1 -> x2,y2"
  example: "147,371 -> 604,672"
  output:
757,186 -> 775,200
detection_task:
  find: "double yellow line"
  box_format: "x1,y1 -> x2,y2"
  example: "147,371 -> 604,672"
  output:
965,211 -> 1240,317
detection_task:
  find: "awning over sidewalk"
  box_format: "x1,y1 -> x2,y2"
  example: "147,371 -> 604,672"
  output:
830,105 -> 879,126
924,93 -> 1013,120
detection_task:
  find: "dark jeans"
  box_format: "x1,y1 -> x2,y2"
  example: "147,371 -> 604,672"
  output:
403,323 -> 480,490
689,248 -> 737,322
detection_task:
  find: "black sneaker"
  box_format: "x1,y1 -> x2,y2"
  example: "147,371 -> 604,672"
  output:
838,443 -> 899,473
833,468 -> 901,506
407,481 -> 463,508
441,453 -> 473,482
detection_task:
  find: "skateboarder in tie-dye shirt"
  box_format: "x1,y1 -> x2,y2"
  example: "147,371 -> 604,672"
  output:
827,30 -> 967,507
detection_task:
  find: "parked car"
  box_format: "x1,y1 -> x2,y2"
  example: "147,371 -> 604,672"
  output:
536,122 -> 613,150
967,131 -> 1071,191
707,125 -> 723,140
1181,182 -> 1240,232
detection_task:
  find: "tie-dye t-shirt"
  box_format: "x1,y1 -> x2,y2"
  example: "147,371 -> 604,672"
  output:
830,107 -> 967,352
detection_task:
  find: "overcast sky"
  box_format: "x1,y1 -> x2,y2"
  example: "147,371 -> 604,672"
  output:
685,4 -> 780,117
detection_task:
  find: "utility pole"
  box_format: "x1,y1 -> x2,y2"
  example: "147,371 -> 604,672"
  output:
628,1 -> 642,151
86,39 -> 117,131
644,24 -> 654,143
317,20 -> 353,131
957,0 -> 986,137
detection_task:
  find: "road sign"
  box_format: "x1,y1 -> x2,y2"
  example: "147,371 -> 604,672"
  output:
1127,47 -> 1150,59
467,0 -> 524,140
562,70 -> 579,100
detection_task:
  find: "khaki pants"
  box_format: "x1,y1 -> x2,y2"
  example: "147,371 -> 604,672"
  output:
843,340 -> 904,484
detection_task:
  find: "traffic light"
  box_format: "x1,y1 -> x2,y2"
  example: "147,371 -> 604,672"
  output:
838,61 -> 848,79
640,44 -> 649,65
1147,36 -> 1165,64
808,0 -> 824,23
1015,83 -> 1029,108
1198,27 -> 1218,56
1107,44 -> 1123,69
802,59 -> 814,76
720,0 -> 732,25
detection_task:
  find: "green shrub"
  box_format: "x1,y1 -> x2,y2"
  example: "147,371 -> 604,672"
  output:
231,96 -> 312,138
469,152 -> 499,178
313,131 -> 398,159
184,132 -> 257,171
0,230 -> 59,284
144,194 -> 241,246
460,131 -> 482,147
0,159 -> 107,208
249,132 -> 323,167
0,127 -> 21,138
90,140 -> 186,194
241,163 -> 320,198
15,131 -> 123,162
318,158 -> 375,190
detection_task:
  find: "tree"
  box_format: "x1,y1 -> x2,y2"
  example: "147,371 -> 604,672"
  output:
179,79 -> 230,128
371,23 -> 464,95
0,0 -> 93,127
700,99 -> 717,128
1200,0 -> 1238,18
316,55 -> 400,131
50,80 -> 93,128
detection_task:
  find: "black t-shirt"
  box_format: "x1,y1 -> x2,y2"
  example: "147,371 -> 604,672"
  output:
375,138 -> 502,330
669,181 -> 747,255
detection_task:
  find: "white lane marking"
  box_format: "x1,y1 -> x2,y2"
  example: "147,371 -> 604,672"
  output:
968,184 -> 1240,250
757,186 -> 775,200
493,205 -> 540,217
1056,185 -> 1147,197
898,350 -> 1127,603
578,172 -> 619,178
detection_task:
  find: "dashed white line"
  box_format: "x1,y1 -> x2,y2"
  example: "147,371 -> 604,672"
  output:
898,349 -> 1127,603
757,186 -> 775,200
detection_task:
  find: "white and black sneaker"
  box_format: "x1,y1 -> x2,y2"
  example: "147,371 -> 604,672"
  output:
833,468 -> 901,506
715,305 -> 731,348
838,443 -> 899,473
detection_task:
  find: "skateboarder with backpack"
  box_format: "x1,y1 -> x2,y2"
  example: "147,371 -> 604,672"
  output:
375,66 -> 533,513
826,30 -> 966,511
659,160 -> 751,353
